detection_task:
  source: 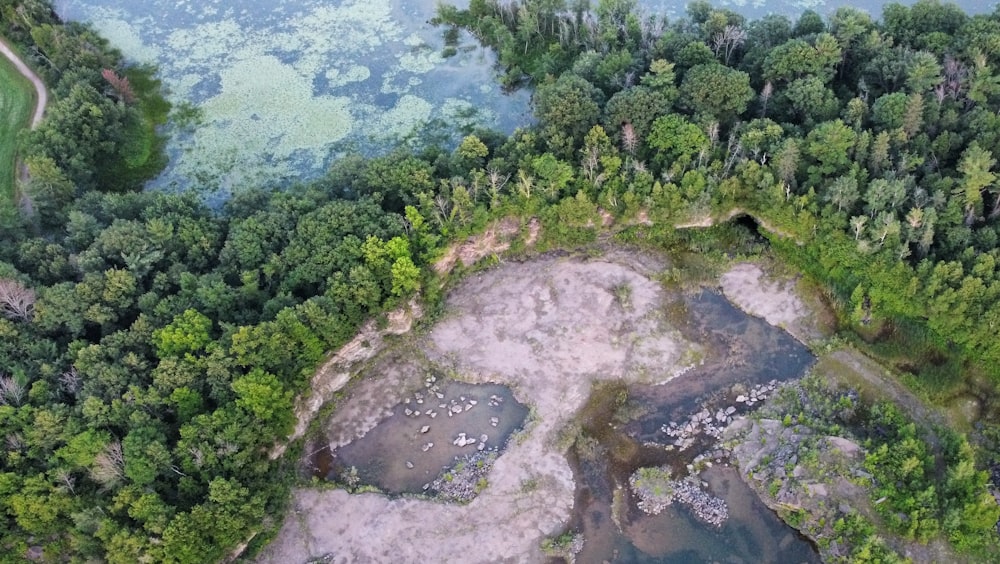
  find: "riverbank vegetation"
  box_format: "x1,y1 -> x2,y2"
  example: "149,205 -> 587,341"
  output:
745,368 -> 998,561
2,0 -> 1000,561
1,0 -> 168,229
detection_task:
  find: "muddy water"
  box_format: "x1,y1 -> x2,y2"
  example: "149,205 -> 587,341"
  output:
568,290 -> 819,563
320,380 -> 528,494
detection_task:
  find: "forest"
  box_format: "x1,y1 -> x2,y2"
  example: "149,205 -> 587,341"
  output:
2,0 -> 1000,561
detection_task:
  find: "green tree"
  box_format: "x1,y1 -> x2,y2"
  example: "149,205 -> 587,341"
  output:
782,76 -> 841,125
763,34 -> 842,84
533,73 -> 604,158
954,144 -> 996,225
231,369 -> 294,435
804,120 -> 855,182
647,114 -> 709,173
678,63 -> 754,123
153,309 -> 213,358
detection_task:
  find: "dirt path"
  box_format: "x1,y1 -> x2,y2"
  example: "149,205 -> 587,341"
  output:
2,35 -> 47,211
820,349 -> 951,430
0,37 -> 47,129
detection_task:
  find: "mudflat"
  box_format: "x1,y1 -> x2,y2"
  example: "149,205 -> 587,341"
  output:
257,249 -> 698,563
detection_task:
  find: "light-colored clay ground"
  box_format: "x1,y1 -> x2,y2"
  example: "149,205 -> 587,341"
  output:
257,250 -> 699,563
256,250 -> 845,564
720,262 -> 822,343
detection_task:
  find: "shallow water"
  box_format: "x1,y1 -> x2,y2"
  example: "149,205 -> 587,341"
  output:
568,290 -> 819,563
322,379 -> 528,493
616,466 -> 818,563
632,290 -> 815,436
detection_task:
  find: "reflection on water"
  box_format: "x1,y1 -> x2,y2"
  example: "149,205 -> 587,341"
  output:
568,290 -> 819,563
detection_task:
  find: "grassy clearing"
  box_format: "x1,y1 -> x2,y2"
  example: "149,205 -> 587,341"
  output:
0,54 -> 34,212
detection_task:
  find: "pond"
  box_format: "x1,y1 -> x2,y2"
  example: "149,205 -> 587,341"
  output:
57,0 -> 533,197
59,0 -> 996,199
317,379 -> 529,495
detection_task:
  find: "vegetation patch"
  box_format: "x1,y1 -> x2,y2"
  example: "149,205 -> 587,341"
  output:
0,54 -> 32,213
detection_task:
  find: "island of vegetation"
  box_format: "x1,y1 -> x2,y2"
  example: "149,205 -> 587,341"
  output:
2,0 -> 1000,562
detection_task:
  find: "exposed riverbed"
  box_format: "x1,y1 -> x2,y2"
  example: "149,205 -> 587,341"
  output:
258,248 -> 832,563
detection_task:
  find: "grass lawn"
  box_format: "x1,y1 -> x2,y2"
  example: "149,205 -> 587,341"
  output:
0,53 -> 35,212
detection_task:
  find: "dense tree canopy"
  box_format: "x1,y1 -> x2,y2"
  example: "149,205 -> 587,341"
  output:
4,0 -> 1000,561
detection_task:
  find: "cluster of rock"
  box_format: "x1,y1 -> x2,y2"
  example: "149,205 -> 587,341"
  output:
404,390 -> 481,420
630,468 -> 729,527
453,432 -> 490,451
402,376 -> 485,418
662,407 -> 734,450
399,375 -> 506,460
672,479 -> 729,527
661,380 -> 778,450
426,450 -> 498,503
734,380 -> 777,407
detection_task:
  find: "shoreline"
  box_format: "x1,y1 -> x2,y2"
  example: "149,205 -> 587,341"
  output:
256,245 -> 828,563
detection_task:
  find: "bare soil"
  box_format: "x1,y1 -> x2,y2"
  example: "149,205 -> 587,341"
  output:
256,249 -> 853,564
432,217 -> 522,274
720,262 -> 824,344
257,249 -> 699,563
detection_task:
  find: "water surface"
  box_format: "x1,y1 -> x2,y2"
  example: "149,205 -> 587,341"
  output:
567,290 -> 819,563
58,0 -> 532,196
321,380 -> 528,494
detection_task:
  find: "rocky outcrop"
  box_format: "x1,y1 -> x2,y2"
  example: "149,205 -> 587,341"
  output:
725,417 -> 870,561
629,466 -> 729,527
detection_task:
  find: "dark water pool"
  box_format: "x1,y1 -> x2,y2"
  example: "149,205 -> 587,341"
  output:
319,379 -> 528,494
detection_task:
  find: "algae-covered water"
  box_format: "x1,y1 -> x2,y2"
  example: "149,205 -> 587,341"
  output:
60,0 -> 994,197
58,0 -> 532,197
